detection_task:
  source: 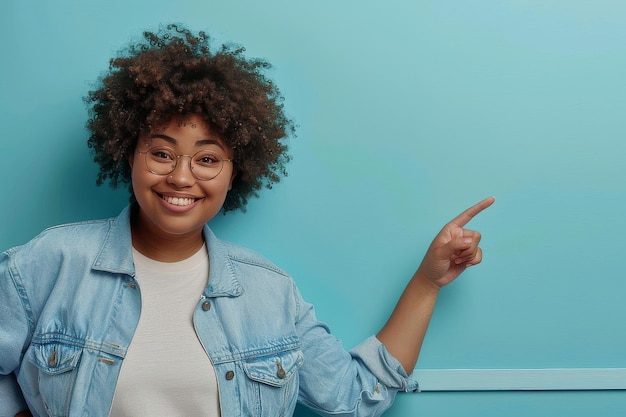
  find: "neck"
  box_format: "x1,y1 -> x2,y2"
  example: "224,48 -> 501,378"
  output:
131,208 -> 206,262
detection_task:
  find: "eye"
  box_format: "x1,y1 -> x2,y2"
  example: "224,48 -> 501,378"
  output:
194,152 -> 221,166
149,147 -> 175,162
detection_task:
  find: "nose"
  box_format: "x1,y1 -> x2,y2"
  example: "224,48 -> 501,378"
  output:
167,155 -> 195,187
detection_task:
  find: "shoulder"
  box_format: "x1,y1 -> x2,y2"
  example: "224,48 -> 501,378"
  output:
1,217 -> 121,309
225,240 -> 289,276
29,218 -> 113,249
207,236 -> 306,314
40,217 -> 113,238
6,217 -> 116,264
205,230 -> 295,292
204,226 -> 289,276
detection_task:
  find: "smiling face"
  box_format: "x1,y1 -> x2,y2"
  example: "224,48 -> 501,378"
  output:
129,115 -> 235,260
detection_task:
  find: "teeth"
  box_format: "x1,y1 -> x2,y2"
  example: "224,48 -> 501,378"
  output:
163,195 -> 195,206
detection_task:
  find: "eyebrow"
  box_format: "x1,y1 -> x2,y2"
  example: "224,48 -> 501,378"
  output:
149,134 -> 225,149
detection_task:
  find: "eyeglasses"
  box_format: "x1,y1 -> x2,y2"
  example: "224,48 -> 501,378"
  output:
136,146 -> 233,181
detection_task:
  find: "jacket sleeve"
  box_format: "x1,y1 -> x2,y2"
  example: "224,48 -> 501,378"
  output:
0,249 -> 31,416
293,281 -> 418,417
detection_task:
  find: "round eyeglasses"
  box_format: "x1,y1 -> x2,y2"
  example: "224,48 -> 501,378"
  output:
136,146 -> 233,181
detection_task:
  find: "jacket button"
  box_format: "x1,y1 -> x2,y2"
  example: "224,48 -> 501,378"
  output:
276,361 -> 286,379
202,301 -> 211,311
225,371 -> 235,380
48,350 -> 57,367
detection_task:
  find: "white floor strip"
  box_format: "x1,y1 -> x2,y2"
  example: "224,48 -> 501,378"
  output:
412,368 -> 626,391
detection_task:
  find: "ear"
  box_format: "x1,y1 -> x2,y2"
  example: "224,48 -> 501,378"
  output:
128,151 -> 135,169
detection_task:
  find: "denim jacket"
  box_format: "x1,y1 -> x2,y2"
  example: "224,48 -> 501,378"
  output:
0,206 -> 417,417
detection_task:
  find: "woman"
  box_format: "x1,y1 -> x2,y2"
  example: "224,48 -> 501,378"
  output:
0,24 -> 494,417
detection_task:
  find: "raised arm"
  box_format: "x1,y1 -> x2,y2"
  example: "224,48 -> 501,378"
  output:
376,196 -> 495,373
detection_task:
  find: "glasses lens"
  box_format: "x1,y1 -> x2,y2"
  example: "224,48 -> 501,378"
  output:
145,147 -> 177,175
143,146 -> 226,180
191,150 -> 224,180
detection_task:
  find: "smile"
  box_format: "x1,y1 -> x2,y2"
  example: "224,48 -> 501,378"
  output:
160,194 -> 198,207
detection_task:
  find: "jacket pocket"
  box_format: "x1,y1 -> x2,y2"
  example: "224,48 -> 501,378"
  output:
26,342 -> 83,417
242,349 -> 303,417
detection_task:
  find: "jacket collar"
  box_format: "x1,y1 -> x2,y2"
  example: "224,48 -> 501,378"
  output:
203,226 -> 244,298
92,205 -> 135,276
92,205 -> 243,297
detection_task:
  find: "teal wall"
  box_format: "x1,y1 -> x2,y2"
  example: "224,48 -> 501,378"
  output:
2,1 -> 626,415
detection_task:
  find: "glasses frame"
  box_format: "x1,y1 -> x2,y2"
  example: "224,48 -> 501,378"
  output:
136,146 -> 233,181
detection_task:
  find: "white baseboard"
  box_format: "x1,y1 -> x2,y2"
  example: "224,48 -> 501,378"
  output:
412,368 -> 626,391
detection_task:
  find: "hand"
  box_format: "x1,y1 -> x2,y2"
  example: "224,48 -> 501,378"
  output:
15,411 -> 33,417
417,196 -> 495,288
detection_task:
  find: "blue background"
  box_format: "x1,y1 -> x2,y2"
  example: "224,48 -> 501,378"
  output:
2,0 -> 625,415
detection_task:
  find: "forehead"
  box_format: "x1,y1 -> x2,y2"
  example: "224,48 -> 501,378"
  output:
144,115 -> 230,151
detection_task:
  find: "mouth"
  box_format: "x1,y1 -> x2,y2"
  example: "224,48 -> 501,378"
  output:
158,193 -> 200,207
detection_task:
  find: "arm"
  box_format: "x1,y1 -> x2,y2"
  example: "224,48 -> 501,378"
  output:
376,196 -> 495,373
0,374 -> 29,417
0,250 -> 32,417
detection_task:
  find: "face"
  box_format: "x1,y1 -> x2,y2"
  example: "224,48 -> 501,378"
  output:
129,114 -> 235,243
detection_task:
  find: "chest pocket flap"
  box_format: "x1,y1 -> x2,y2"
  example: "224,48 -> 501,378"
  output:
242,349 -> 303,387
29,342 -> 82,375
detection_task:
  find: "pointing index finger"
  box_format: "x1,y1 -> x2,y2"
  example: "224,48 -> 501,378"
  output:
450,196 -> 495,227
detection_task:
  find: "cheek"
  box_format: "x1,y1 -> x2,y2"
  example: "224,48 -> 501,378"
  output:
130,164 -> 155,197
201,175 -> 234,199
207,180 -> 232,196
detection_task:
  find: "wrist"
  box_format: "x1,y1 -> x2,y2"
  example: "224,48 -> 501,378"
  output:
410,269 -> 443,294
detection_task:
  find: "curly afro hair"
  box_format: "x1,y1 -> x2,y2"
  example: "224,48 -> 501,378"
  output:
85,23 -> 295,212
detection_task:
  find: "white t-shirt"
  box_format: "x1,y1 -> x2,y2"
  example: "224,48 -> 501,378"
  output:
110,245 -> 220,416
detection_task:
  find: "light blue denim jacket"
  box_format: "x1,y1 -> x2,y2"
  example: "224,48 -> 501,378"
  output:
0,206 -> 418,417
